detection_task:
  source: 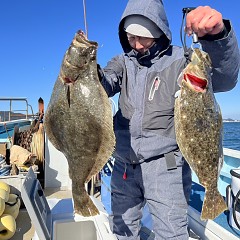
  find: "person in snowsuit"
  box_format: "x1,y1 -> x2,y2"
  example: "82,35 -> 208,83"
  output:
98,0 -> 240,239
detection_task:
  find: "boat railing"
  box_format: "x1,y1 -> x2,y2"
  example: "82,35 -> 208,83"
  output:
223,147 -> 240,159
0,97 -> 35,122
220,148 -> 240,180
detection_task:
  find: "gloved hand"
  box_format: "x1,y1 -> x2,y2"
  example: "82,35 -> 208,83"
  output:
97,64 -> 104,81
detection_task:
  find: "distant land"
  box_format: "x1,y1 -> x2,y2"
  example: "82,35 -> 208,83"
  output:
223,118 -> 240,122
0,111 -> 34,122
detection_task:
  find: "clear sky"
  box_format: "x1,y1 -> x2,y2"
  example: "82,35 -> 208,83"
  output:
1,0 -> 239,119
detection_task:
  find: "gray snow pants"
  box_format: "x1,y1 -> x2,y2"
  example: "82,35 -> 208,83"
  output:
109,154 -> 192,240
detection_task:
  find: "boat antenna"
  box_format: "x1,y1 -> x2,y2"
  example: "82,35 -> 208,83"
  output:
83,0 -> 88,38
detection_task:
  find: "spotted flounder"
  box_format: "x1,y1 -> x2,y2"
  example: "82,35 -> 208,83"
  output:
44,30 -> 115,217
174,48 -> 227,220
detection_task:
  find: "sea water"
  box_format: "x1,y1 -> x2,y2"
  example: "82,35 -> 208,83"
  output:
0,121 -> 240,151
223,122 -> 240,151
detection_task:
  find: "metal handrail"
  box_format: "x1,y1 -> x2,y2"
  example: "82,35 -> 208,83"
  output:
0,97 -> 35,122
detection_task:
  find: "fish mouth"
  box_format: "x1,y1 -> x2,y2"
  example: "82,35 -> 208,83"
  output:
184,73 -> 207,92
76,30 -> 98,48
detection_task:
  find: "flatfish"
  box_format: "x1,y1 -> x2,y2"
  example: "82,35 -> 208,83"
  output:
174,48 -> 227,220
44,30 -> 115,217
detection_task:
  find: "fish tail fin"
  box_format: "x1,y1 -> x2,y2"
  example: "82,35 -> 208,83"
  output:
201,188 -> 228,220
72,187 -> 99,217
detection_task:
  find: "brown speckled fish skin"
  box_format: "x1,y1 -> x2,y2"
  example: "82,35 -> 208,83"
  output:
44,31 -> 115,217
174,48 -> 227,220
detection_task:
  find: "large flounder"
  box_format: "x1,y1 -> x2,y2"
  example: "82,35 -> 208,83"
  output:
44,30 -> 115,217
174,48 -> 227,220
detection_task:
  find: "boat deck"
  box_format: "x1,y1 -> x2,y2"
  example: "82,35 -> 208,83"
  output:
189,182 -> 240,239
101,171 -> 240,240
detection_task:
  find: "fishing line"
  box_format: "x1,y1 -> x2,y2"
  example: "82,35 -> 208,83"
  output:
181,7 -> 196,62
83,0 -> 88,38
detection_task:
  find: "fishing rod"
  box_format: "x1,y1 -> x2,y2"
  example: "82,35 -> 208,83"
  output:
83,0 -> 88,38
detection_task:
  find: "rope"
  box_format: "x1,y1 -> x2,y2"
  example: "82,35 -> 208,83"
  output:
30,123 -> 44,162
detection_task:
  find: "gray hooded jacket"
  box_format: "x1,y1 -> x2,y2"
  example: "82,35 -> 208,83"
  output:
100,0 -> 239,164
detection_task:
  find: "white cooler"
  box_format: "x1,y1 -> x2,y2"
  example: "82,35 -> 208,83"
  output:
21,167 -> 117,240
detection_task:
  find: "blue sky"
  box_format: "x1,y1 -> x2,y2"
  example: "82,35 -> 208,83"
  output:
1,0 -> 239,119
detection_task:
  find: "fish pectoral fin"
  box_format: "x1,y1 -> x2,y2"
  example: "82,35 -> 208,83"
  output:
175,90 -> 181,98
201,189 -> 228,220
